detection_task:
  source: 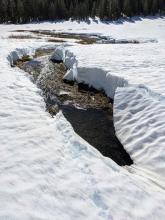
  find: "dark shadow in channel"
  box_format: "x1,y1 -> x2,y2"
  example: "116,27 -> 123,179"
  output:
62,105 -> 133,166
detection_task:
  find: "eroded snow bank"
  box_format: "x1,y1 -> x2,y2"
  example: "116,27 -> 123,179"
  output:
51,45 -> 165,188
7,48 -> 35,66
2,46 -> 165,220
114,86 -> 165,186
51,46 -> 128,98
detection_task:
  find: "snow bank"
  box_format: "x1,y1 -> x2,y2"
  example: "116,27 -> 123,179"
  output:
114,85 -> 165,186
51,46 -> 64,62
77,67 -> 128,98
52,45 -> 165,188
51,46 -> 128,98
8,45 -> 57,67
7,48 -> 34,66
51,46 -> 78,81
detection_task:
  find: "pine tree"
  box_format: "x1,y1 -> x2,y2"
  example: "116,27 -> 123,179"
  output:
143,0 -> 149,15
123,0 -> 132,17
57,0 -> 67,19
49,2 -> 56,20
16,0 -> 24,22
0,0 -> 164,23
152,0 -> 158,15
0,0 -> 8,22
91,2 -> 96,18
99,0 -> 106,19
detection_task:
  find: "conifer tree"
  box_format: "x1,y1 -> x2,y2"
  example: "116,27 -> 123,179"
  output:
123,0 -> 132,17
0,0 -> 164,23
16,0 -> 24,22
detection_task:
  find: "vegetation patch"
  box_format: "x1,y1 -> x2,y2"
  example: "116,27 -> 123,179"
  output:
13,55 -> 32,67
29,30 -> 97,44
34,48 -> 55,58
8,34 -> 41,39
47,38 -> 66,43
10,30 -> 97,45
11,30 -> 27,33
10,30 -> 142,45
78,38 -> 97,45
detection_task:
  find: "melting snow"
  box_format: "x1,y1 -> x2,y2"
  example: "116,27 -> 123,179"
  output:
0,16 -> 165,219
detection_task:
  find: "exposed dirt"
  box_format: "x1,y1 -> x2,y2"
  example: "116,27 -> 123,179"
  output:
13,55 -> 32,67
47,38 -> 66,43
8,34 -> 41,39
11,30 -> 141,45
18,56 -> 111,112
29,30 -> 98,44
14,47 -> 133,166
11,30 -> 100,44
34,48 -> 55,58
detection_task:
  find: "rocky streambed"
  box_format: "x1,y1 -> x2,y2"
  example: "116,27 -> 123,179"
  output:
14,47 -> 133,166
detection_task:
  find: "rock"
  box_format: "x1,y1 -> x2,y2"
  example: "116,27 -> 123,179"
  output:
47,105 -> 59,116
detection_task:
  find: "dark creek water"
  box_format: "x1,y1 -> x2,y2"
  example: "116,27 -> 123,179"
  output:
15,48 -> 133,166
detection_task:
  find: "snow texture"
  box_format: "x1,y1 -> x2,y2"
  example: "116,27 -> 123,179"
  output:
114,86 -> 165,187
51,46 -> 78,81
0,16 -> 165,219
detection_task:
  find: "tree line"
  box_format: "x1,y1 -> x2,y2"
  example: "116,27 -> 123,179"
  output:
0,0 -> 164,23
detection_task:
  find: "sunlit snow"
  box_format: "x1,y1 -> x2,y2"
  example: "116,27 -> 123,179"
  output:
0,16 -> 165,219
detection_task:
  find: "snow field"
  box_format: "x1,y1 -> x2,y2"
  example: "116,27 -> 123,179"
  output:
0,17 -> 165,219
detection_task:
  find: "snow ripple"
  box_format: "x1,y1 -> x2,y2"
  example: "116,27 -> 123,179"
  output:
51,44 -> 165,189
114,86 -> 165,187
0,18 -> 165,219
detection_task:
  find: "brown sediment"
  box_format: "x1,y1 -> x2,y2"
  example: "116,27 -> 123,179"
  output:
13,55 -> 32,67
30,30 -> 97,44
8,34 -> 41,39
11,30 -> 141,45
47,38 -> 66,43
34,48 -> 56,58
11,30 -> 98,45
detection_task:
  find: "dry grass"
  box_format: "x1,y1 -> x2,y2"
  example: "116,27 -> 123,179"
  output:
10,30 -> 97,44
47,38 -> 66,43
34,48 -> 55,58
78,38 -> 96,45
13,55 -> 32,67
8,34 -> 41,39
11,30 -> 27,32
29,30 -> 97,44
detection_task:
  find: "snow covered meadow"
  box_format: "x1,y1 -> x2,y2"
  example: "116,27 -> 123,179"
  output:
0,17 -> 165,219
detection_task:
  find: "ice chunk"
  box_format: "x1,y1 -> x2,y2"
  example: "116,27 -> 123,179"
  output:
51,45 -> 65,62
